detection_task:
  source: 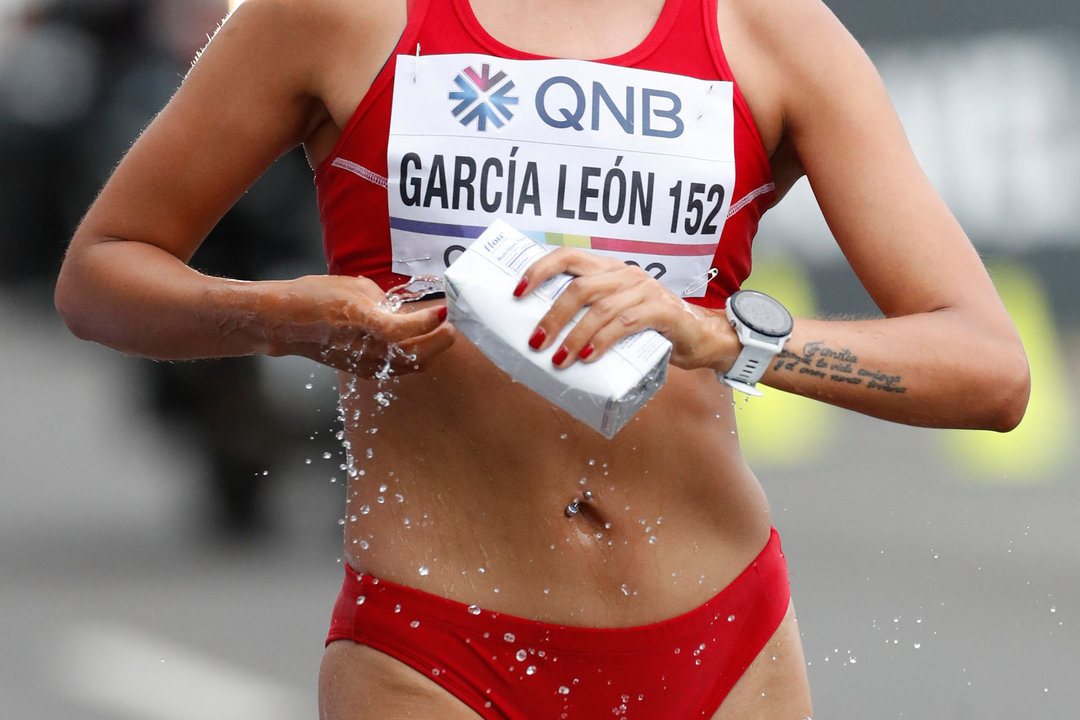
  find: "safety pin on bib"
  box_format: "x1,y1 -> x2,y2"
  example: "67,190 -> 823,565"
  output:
413,44 -> 421,82
683,267 -> 719,296
697,84 -> 715,120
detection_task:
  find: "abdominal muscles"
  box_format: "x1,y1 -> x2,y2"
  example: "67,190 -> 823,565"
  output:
334,337 -> 771,626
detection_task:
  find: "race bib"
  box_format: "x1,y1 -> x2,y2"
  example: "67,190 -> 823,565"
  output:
388,53 -> 735,297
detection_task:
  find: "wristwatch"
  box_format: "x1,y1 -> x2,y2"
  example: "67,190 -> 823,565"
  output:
718,289 -> 793,396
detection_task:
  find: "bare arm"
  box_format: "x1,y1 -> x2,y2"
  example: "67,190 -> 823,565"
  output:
745,0 -> 1028,430
516,0 -> 1028,431
54,0 -> 452,375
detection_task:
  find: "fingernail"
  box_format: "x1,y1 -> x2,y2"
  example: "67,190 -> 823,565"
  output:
513,277 -> 528,298
552,346 -> 569,366
528,327 -> 546,350
436,306 -> 448,322
579,343 -> 594,360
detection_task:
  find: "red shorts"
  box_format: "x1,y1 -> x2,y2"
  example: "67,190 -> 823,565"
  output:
326,528 -> 790,719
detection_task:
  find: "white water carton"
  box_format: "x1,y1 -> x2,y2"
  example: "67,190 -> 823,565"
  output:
444,220 -> 672,438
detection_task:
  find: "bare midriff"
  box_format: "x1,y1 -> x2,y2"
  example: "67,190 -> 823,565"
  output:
338,300 -> 772,628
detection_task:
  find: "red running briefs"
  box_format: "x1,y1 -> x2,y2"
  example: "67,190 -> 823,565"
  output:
326,527 -> 790,719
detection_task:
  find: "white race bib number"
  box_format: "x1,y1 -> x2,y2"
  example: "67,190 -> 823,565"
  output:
387,53 -> 735,297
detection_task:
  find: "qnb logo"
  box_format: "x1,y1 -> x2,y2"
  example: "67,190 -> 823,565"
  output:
449,64 -> 519,131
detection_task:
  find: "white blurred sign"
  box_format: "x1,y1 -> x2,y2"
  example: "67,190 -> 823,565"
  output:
763,32 -> 1080,253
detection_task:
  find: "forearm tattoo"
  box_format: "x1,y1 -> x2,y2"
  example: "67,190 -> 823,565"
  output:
772,341 -> 908,394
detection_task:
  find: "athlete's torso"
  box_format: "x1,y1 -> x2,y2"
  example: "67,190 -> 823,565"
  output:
313,0 -> 776,309
302,0 -> 787,627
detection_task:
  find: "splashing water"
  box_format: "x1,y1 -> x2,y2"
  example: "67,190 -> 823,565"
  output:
382,275 -> 445,312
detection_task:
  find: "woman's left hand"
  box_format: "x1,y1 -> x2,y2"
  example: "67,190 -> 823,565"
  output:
513,247 -> 737,371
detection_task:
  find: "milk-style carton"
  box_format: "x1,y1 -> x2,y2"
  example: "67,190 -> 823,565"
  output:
443,220 -> 672,438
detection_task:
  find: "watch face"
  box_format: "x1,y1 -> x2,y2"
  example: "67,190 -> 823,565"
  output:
730,290 -> 793,337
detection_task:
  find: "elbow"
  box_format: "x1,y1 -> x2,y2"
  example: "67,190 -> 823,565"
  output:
54,262 -> 96,343
982,342 -> 1031,433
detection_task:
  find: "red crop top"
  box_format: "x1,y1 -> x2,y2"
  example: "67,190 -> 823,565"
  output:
314,0 -> 775,309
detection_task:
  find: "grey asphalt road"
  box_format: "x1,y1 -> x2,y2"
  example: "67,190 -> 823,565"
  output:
2,287 -> 1078,720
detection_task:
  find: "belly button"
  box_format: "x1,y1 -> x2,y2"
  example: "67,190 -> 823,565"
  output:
564,490 -> 594,518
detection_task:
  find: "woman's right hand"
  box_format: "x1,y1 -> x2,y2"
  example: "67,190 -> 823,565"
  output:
261,274 -> 455,378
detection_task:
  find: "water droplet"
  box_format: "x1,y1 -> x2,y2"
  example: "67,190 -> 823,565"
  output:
727,614 -> 736,622
305,382 -> 313,390
1050,606 -> 1057,613
356,595 -> 366,605
557,685 -> 570,695
418,565 -> 430,576
410,620 -> 420,628
358,539 -> 369,550
394,604 -> 401,613
648,536 -> 657,544
526,665 -> 537,675
504,633 -> 516,643
467,604 -> 482,615
379,484 -> 389,493
516,649 -> 528,661
913,642 -> 921,649
849,655 -> 857,664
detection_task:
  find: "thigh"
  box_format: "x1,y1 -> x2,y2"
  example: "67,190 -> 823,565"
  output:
711,602 -> 814,720
319,641 -> 486,720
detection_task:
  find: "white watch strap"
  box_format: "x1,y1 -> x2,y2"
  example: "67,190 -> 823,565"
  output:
721,343 -> 774,392
718,372 -> 764,397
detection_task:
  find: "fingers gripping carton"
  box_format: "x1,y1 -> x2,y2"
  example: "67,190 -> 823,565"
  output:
443,220 -> 672,438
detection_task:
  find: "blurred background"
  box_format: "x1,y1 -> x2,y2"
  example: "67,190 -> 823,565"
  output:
0,0 -> 1076,718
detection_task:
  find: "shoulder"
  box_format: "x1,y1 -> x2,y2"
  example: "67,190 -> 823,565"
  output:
219,0 -> 399,35
192,0 -> 406,143
205,0 -> 404,82
724,0 -> 890,134
720,0 -> 902,187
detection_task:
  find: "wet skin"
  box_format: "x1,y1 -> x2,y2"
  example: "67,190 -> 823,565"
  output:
55,0 -> 1029,717
324,333 -> 812,720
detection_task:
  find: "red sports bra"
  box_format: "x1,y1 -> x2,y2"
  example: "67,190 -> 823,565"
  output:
314,0 -> 775,308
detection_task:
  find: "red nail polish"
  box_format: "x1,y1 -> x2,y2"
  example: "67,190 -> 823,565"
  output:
436,306 -> 448,322
513,277 -> 529,297
579,343 -> 594,360
528,327 -> 546,350
552,346 -> 569,366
